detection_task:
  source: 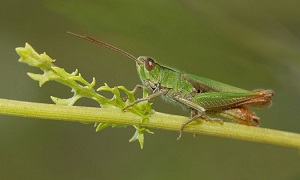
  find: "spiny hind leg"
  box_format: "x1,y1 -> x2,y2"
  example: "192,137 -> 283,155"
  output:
219,108 -> 259,126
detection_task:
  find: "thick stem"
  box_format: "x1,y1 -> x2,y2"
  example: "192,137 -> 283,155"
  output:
0,98 -> 299,149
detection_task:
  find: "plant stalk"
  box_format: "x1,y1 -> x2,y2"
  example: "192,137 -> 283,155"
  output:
0,98 -> 299,149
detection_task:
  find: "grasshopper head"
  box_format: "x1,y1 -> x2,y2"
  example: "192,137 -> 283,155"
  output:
137,56 -> 156,70
136,56 -> 161,89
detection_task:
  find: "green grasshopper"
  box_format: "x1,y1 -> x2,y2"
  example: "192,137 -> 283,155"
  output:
68,32 -> 274,139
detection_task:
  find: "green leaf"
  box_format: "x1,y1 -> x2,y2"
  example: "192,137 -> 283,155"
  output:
129,126 -> 154,149
16,43 -> 153,148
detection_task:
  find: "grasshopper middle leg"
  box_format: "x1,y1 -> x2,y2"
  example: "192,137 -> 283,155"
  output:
173,96 -> 223,140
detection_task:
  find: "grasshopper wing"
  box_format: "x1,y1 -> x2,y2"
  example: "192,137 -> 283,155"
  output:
191,91 -> 273,110
182,73 -> 251,93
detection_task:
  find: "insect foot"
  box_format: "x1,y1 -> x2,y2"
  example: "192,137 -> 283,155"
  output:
177,114 -> 202,140
177,114 -> 224,140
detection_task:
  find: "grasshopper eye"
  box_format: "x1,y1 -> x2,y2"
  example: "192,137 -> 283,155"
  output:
145,57 -> 155,71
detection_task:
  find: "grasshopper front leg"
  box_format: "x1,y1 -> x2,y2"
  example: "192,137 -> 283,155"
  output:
122,88 -> 169,111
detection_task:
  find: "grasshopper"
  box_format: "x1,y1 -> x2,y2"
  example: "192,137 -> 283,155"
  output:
68,32 -> 274,139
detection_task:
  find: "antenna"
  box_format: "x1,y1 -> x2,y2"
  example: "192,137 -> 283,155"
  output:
67,32 -> 139,62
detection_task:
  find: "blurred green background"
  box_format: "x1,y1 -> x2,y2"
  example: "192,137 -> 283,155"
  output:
0,0 -> 300,179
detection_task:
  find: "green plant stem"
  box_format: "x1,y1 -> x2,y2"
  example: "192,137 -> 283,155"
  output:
0,98 -> 299,149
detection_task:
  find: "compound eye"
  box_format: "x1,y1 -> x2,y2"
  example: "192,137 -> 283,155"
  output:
144,57 -> 155,71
